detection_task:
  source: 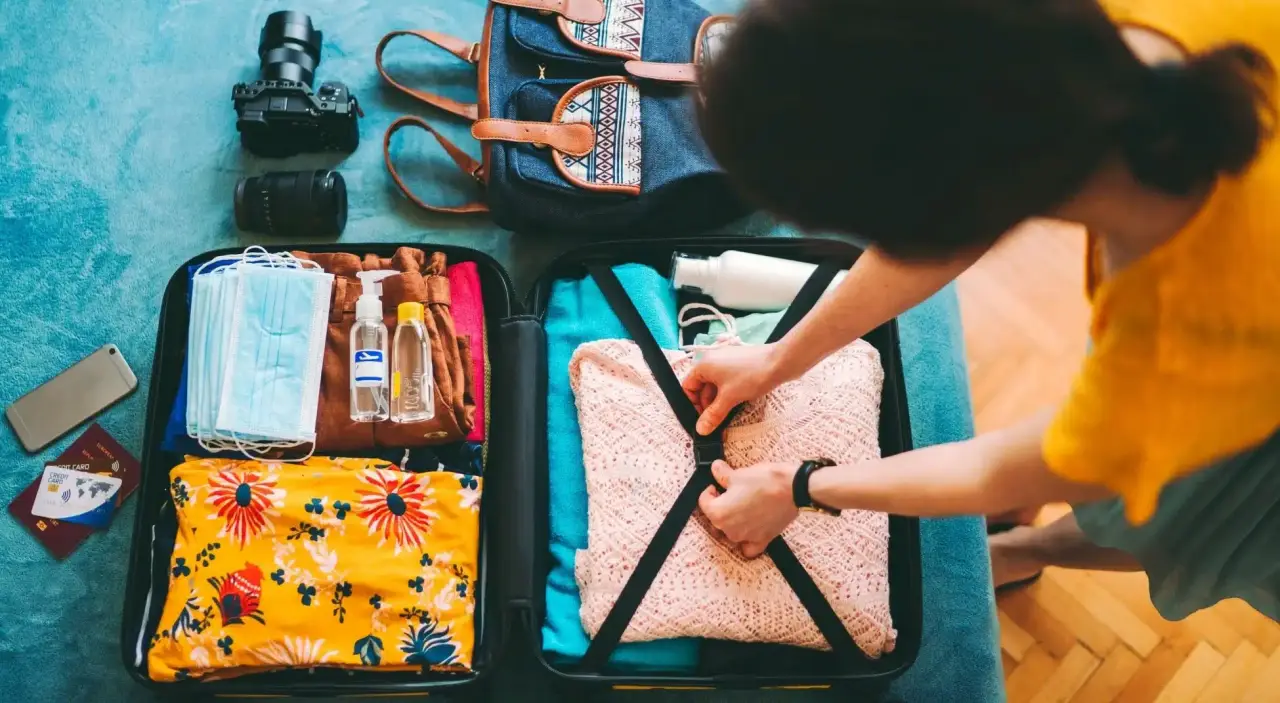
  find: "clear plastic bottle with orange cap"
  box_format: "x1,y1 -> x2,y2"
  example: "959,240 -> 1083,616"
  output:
390,302 -> 434,423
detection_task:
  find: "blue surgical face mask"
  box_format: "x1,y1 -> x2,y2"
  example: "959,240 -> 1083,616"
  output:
215,261 -> 331,447
201,267 -> 241,444
185,273 -> 213,439
188,256 -> 252,451
186,249 -> 332,458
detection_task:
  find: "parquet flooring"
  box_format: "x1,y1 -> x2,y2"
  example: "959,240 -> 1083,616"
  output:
954,221 -> 1280,703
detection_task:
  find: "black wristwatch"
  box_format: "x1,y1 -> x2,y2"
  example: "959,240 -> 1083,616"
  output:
792,458 -> 841,516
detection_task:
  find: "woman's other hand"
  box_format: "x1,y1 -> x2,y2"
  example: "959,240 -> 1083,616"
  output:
698,460 -> 798,558
682,344 -> 786,435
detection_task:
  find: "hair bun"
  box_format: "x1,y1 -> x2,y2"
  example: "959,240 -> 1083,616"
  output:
1121,45 -> 1269,194
1122,45 -> 1273,195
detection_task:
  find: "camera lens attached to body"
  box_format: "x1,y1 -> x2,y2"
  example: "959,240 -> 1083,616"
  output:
259,11 -> 322,86
234,170 -> 348,237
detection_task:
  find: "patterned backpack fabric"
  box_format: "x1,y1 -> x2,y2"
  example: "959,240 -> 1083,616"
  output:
377,0 -> 743,236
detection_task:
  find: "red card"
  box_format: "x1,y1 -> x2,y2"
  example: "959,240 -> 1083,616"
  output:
8,423 -> 141,559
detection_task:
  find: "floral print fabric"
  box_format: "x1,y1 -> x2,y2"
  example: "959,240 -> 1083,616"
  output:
148,457 -> 481,682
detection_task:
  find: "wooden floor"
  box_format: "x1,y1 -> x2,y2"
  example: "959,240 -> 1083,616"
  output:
954,221 -> 1280,703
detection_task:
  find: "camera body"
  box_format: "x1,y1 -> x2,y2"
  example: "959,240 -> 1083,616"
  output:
232,11 -> 360,159
233,78 -> 359,158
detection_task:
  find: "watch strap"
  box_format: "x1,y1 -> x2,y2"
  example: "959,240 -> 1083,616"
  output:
792,458 -> 839,516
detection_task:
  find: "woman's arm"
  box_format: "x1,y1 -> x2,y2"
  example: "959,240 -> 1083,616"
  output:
767,246 -> 983,383
685,246 -> 983,434
698,412 -> 1113,553
808,411 -> 1112,517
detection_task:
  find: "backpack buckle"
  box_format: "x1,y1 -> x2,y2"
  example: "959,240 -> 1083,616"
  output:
694,437 -> 724,486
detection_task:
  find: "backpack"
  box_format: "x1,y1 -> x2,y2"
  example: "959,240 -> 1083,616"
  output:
377,0 -> 743,236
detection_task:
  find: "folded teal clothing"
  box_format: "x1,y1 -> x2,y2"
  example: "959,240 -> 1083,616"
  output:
691,289 -> 1002,702
885,287 -> 1002,702
543,263 -> 699,671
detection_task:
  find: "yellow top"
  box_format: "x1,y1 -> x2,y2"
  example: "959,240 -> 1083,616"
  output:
148,457 -> 481,682
1043,0 -> 1280,523
398,301 -> 425,324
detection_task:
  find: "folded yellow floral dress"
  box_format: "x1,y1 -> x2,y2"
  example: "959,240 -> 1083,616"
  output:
148,457 -> 482,682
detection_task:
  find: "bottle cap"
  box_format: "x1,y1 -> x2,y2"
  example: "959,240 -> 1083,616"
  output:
670,252 -> 713,294
355,271 -> 398,320
398,302 -> 425,323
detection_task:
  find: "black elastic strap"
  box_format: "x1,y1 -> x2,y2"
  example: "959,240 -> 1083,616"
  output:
587,263 -> 700,436
720,259 -> 864,663
710,258 -> 843,431
764,537 -> 863,662
579,262 -> 718,672
579,260 -> 860,671
763,259 -> 840,346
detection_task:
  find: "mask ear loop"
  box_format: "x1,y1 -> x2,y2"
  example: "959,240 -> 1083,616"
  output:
193,246 -> 277,277
224,433 -> 317,463
677,303 -> 740,351
194,254 -> 246,276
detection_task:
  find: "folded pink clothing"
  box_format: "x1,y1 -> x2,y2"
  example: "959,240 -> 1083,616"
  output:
569,339 -> 895,657
447,262 -> 487,443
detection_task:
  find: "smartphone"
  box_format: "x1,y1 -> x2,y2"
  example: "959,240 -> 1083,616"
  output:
6,344 -> 137,452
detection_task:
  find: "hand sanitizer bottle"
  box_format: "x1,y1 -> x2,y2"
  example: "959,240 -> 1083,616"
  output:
349,271 -> 398,422
391,302 -> 435,423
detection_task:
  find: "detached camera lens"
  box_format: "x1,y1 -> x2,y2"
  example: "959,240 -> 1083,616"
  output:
259,11 -> 322,86
234,170 -> 347,237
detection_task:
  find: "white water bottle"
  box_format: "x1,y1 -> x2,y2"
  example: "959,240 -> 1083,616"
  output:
670,251 -> 847,311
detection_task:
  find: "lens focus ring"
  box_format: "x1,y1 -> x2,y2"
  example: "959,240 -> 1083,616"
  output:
258,11 -> 322,86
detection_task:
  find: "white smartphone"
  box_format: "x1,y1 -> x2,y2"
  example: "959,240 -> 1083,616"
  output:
6,344 -> 138,452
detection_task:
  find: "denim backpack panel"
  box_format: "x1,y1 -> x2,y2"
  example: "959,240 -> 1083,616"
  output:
506,0 -> 708,66
378,0 -> 744,236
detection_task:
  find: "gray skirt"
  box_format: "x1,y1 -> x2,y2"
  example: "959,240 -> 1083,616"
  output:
1072,427 -> 1280,622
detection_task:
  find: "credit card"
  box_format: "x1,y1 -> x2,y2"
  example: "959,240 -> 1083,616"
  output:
7,423 -> 141,559
30,465 -> 122,528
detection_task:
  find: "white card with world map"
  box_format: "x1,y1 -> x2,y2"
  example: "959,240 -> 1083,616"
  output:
30,464 -> 122,528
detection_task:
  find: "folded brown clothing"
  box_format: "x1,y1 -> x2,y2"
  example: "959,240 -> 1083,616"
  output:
294,247 -> 475,451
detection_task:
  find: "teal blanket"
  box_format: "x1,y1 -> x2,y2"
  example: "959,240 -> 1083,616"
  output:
0,0 -> 999,700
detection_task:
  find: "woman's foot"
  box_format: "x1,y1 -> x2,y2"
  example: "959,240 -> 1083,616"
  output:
986,506 -> 1043,534
989,525 -> 1046,589
989,512 -> 1143,592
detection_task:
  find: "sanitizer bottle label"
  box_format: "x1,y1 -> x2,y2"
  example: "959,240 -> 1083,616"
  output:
353,349 -> 386,387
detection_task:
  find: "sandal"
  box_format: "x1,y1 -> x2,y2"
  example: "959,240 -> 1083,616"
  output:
987,521 -> 1042,592
995,571 -> 1043,594
986,521 -> 1023,536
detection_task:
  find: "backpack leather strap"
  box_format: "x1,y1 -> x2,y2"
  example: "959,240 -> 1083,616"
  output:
376,30 -> 480,121
383,116 -> 489,214
471,119 -> 595,156
491,0 -> 605,25
624,61 -> 697,85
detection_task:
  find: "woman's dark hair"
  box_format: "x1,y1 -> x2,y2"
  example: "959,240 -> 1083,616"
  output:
698,0 -> 1275,260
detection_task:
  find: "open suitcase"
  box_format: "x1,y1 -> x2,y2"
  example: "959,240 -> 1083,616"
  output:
119,236 -> 922,698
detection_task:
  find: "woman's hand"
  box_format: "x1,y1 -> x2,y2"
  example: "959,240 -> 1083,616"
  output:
698,460 -> 798,558
682,344 -> 787,435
